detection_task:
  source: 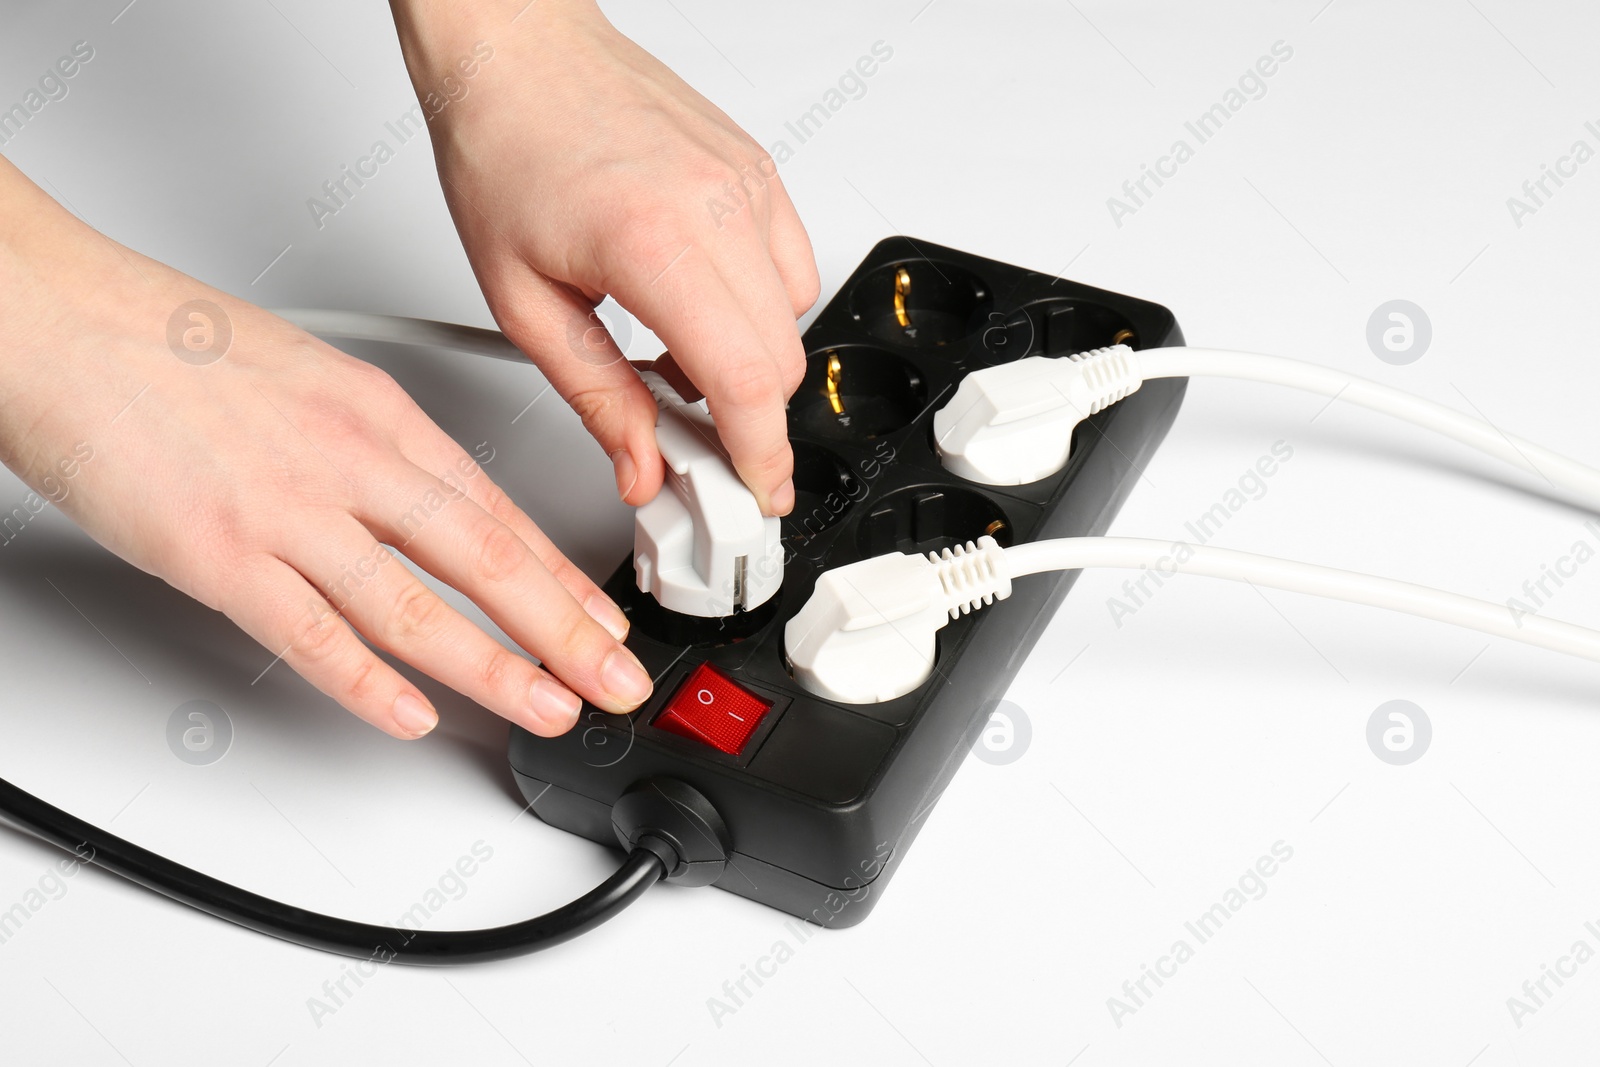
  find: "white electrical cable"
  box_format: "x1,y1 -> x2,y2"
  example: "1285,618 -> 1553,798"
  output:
785,534 -> 1600,703
274,308 -> 527,363
1003,537 -> 1600,663
934,345 -> 1600,507
1138,347 -> 1600,506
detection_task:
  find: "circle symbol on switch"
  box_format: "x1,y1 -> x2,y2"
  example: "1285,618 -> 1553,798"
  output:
971,699 -> 1031,766
654,663 -> 773,755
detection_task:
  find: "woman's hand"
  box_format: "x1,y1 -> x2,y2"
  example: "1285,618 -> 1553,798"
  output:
390,0 -> 820,517
0,159 -> 651,740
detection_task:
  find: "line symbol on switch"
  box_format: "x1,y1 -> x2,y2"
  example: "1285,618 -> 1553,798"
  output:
654,663 -> 774,755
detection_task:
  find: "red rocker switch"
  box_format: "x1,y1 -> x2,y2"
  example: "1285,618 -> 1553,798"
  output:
654,663 -> 773,755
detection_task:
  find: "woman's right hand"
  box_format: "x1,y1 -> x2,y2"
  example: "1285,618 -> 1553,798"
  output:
0,159 -> 651,740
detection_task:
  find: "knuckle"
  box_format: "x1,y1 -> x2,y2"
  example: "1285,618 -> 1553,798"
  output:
716,360 -> 783,410
705,182 -> 760,230
487,298 -> 545,351
342,655 -> 382,706
476,645 -> 525,697
611,216 -> 691,280
775,342 -> 807,398
763,447 -> 795,485
389,584 -> 446,643
476,482 -> 520,526
744,436 -> 794,484
718,148 -> 773,190
350,358 -> 402,394
694,155 -> 744,191
468,520 -> 526,585
563,385 -> 628,441
302,400 -> 370,453
289,606 -> 347,666
780,361 -> 804,400
550,610 -> 604,670
545,556 -> 588,595
328,359 -> 411,429
790,266 -> 822,316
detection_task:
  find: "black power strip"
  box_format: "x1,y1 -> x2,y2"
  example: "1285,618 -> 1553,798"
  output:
509,237 -> 1188,927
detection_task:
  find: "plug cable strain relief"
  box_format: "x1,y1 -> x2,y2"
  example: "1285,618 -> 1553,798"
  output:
1066,344 -> 1145,414
630,834 -> 682,881
927,536 -> 1012,618
610,777 -> 732,888
637,368 -> 687,409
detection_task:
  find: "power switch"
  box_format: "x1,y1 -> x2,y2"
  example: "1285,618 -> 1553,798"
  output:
654,663 -> 773,755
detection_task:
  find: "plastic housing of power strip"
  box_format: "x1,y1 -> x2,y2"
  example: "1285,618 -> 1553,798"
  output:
508,236 -> 1187,928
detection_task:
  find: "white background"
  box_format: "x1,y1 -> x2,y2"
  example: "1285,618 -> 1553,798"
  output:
3,1 -> 1600,1064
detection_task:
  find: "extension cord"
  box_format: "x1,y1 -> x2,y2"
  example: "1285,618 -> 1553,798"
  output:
9,243 -> 1581,963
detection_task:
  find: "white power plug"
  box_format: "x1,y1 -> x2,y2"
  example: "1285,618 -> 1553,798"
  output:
783,537 -> 1011,703
786,532 -> 1600,705
633,373 -> 784,618
932,345 -> 1144,485
934,340 -> 1600,511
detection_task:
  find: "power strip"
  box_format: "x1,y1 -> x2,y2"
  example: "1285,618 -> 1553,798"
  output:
508,237 -> 1188,926
10,243 -> 1591,961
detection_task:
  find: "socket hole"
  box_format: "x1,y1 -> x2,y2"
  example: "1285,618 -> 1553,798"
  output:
855,486 -> 1014,557
789,345 -> 927,442
848,260 -> 994,348
974,298 -> 1140,365
782,442 -> 862,558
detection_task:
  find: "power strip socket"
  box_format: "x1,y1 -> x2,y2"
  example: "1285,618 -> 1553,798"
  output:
509,237 -> 1187,927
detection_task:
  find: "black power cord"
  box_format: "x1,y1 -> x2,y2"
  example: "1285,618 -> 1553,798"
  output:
0,775 -> 731,964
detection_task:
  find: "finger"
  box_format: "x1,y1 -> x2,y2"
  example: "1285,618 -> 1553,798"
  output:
223,555 -> 440,740
764,177 -> 822,317
359,464 -> 654,714
295,516 -> 583,737
606,243 -> 795,515
693,167 -> 808,393
485,264 -> 665,507
393,428 -> 629,640
711,241 -> 806,398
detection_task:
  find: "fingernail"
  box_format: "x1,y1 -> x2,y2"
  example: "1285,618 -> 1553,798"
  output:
600,647 -> 653,709
392,693 -> 438,738
612,449 -> 638,502
529,677 -> 582,734
768,478 -> 795,516
585,592 -> 630,641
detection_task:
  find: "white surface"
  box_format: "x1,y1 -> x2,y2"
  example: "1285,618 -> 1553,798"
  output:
2,1 -> 1599,1064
